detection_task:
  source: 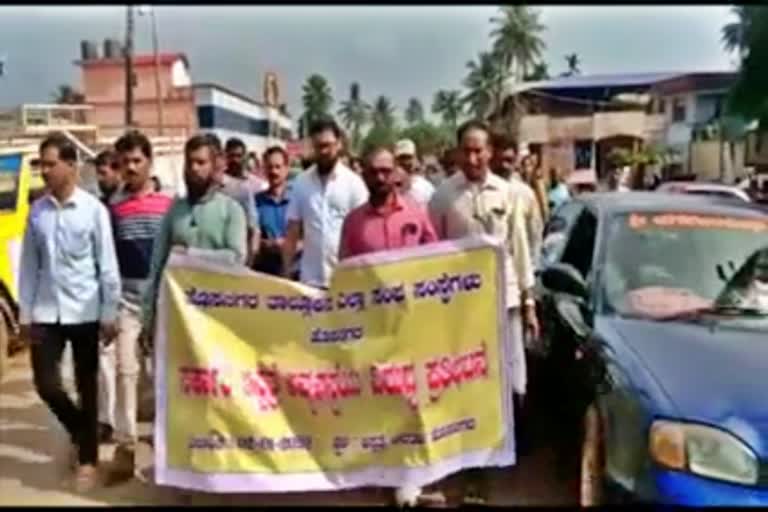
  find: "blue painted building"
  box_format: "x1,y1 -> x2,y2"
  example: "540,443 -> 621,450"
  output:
193,83 -> 294,155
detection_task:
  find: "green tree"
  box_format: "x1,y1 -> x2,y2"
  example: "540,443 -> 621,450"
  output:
398,122 -> 452,157
337,82 -> 370,155
301,74 -> 334,131
524,61 -> 550,81
561,53 -> 581,77
371,95 -> 396,130
722,5 -> 760,58
490,6 -> 546,83
727,7 -> 768,128
462,51 -> 505,119
405,98 -> 425,125
489,6 -> 546,139
361,95 -> 398,154
51,84 -> 85,104
361,124 -> 398,155
432,89 -> 463,131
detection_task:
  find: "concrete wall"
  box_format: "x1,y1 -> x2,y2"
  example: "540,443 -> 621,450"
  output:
519,111 -> 666,144
690,140 -> 745,182
81,58 -> 197,139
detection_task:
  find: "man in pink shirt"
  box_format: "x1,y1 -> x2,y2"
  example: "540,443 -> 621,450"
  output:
339,147 -> 437,260
338,147 -> 441,507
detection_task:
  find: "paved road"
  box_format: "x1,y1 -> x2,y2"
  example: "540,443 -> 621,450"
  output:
0,348 -> 578,506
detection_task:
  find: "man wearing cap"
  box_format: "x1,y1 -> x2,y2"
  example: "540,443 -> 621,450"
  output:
395,138 -> 435,206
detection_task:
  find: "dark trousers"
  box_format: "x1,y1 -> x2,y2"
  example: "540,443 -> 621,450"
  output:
30,322 -> 100,465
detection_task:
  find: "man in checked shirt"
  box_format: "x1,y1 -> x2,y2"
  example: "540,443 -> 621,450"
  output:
428,120 -> 540,505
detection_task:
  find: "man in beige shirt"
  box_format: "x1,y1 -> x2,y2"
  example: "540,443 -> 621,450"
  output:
491,137 -> 544,269
428,120 -> 539,504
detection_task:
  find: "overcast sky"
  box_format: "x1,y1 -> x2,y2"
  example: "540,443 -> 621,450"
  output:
0,5 -> 738,120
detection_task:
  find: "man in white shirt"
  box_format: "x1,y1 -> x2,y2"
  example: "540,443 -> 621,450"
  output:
282,119 -> 368,288
395,138 -> 435,206
19,133 -> 121,492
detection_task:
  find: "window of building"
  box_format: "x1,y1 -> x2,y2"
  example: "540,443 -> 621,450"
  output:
574,140 -> 593,170
658,98 -> 666,114
672,97 -> 686,123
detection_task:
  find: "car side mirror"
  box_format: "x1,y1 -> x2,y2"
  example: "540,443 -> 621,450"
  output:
541,262 -> 588,300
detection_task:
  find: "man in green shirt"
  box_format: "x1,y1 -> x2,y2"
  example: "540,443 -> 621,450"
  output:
142,133 -> 247,343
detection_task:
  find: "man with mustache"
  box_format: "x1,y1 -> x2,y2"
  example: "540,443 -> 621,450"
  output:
254,145 -> 296,276
18,133 -> 121,492
104,130 -> 173,483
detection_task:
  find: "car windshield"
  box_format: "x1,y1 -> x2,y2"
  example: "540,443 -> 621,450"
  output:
0,153 -> 23,212
602,212 -> 768,320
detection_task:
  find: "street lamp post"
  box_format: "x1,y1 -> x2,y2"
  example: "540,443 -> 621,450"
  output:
139,5 -> 164,137
125,5 -> 135,127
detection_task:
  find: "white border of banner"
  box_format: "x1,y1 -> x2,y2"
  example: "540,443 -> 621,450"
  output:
153,235 -> 516,493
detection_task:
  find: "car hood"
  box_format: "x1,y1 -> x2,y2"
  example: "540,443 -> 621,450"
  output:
606,316 -> 768,457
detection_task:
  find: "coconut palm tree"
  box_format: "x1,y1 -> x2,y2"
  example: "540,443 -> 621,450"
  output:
405,98 -> 425,125
562,53 -> 581,77
524,61 -> 550,81
726,7 -> 768,128
337,82 -> 370,154
51,84 -> 85,104
371,95 -> 396,130
463,51 -> 505,119
721,5 -> 762,58
432,89 -> 463,131
301,74 -> 334,129
490,6 -> 546,83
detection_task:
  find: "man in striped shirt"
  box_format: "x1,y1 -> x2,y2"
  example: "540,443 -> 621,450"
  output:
106,130 -> 173,483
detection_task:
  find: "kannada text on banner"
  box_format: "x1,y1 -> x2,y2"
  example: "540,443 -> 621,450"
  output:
155,237 -> 516,492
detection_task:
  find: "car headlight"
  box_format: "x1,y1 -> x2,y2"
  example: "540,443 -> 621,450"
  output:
650,420 -> 758,486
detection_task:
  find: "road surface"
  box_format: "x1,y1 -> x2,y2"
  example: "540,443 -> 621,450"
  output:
0,348 -> 578,506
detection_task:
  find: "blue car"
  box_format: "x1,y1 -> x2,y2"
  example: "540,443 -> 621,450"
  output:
535,192 -> 768,506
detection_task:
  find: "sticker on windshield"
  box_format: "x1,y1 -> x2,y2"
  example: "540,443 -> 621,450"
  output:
628,213 -> 768,233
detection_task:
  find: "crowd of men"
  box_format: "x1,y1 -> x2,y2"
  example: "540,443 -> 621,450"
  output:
17,116 -> 567,503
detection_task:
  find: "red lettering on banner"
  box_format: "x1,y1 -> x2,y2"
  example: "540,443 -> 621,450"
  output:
370,362 -> 418,409
424,343 -> 488,403
242,363 -> 281,411
284,366 -> 361,415
179,367 -> 231,397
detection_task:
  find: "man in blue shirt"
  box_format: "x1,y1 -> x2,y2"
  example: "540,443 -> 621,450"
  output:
18,133 -> 121,492
254,146 -> 296,276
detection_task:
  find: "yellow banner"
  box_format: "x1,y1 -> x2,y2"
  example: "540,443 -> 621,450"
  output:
155,237 -> 516,492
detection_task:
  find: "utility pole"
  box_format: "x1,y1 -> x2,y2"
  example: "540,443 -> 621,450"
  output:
125,5 -> 135,127
150,8 -> 164,136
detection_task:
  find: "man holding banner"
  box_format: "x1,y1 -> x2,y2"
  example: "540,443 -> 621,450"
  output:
429,120 -> 539,504
339,147 -> 437,261
338,146 -> 442,506
142,133 -> 248,350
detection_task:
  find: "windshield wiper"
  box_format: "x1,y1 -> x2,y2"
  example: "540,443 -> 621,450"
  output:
656,304 -> 768,322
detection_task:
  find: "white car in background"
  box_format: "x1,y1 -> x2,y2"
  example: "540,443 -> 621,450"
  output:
657,181 -> 752,202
